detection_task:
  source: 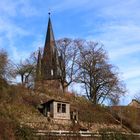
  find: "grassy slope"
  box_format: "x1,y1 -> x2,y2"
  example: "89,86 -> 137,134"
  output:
21,87 -> 127,132
0,78 -> 138,139
0,79 -> 35,139
111,106 -> 140,133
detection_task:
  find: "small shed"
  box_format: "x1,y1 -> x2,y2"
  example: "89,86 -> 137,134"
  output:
38,99 -> 70,120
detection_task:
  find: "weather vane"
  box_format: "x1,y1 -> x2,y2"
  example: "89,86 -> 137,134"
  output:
48,8 -> 51,16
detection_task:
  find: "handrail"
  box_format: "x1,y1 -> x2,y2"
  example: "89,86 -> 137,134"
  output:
33,130 -> 140,137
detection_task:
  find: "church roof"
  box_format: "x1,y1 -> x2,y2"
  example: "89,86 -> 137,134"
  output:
44,15 -> 56,53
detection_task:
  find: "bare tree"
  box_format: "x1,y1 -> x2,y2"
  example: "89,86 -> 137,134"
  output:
0,49 -> 8,79
134,93 -> 140,102
15,52 -> 37,87
77,41 -> 125,105
0,49 -> 15,81
56,38 -> 79,92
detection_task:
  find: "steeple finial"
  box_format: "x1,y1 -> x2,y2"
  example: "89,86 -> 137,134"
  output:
48,9 -> 51,17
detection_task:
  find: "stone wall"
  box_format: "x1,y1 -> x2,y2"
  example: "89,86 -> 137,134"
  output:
35,80 -> 62,92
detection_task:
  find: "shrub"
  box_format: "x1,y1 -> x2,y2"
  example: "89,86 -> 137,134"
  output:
15,125 -> 34,140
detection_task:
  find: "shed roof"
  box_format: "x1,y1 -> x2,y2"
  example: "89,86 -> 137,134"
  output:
40,99 -> 69,105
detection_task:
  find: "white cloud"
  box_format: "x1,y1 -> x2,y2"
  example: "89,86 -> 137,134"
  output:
0,0 -> 39,18
90,23 -> 140,60
0,18 -> 30,36
31,35 -> 44,51
50,0 -> 95,13
0,17 -> 32,62
0,0 -> 40,62
109,45 -> 140,60
122,67 -> 140,81
99,0 -> 140,21
0,0 -> 18,17
18,0 -> 40,17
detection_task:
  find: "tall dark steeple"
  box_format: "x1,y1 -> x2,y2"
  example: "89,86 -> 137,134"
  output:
35,13 -> 67,92
44,13 -> 55,55
41,13 -> 61,80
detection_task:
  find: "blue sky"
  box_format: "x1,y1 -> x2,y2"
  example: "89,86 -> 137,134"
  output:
0,0 -> 140,104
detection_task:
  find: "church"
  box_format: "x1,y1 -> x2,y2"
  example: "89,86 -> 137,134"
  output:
35,13 -> 66,91
35,14 -> 78,121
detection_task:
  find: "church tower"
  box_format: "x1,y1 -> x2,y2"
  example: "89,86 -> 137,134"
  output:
41,14 -> 61,80
36,13 -> 64,91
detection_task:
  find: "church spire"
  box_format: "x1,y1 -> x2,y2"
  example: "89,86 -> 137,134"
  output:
44,13 -> 55,53
41,13 -> 61,80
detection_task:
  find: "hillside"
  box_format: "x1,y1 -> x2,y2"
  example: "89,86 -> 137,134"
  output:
111,106 -> 140,133
0,78 -> 138,139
